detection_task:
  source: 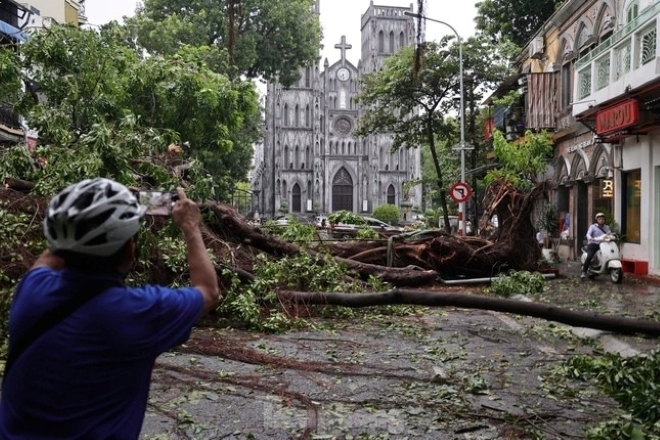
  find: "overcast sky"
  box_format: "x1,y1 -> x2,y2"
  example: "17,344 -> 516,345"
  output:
85,0 -> 479,66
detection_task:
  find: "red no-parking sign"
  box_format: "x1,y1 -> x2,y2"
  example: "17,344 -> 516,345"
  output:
449,182 -> 472,203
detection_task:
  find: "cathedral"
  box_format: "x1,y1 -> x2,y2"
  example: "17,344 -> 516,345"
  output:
251,1 -> 422,221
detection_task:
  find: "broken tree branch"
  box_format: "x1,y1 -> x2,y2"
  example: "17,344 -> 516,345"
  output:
278,289 -> 660,336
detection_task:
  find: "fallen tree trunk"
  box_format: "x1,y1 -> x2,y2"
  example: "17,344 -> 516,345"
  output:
206,203 -> 439,287
278,289 -> 660,337
4,178 -> 35,192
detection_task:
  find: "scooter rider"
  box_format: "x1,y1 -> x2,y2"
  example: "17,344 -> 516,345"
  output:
581,212 -> 612,279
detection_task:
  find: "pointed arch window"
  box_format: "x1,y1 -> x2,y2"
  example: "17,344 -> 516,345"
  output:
378,30 -> 385,53
305,105 -> 310,127
626,1 -> 638,23
560,39 -> 575,109
283,104 -> 289,126
387,185 -> 396,205
294,105 -> 300,127
292,184 -> 302,213
389,31 -> 395,53
399,31 -> 405,49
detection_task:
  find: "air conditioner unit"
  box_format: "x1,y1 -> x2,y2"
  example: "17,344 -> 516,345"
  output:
529,36 -> 544,59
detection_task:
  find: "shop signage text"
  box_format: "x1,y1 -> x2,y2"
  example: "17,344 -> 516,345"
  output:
602,179 -> 613,198
567,138 -> 593,153
596,100 -> 640,135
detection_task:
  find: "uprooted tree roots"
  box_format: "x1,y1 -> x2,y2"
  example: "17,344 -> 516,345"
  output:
5,181 -> 660,336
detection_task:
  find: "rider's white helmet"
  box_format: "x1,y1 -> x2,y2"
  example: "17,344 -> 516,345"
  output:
595,212 -> 605,220
44,178 -> 146,257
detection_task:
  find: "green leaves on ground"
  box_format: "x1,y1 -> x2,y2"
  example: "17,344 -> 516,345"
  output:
219,253 -> 393,332
558,351 -> 660,439
489,270 -> 546,297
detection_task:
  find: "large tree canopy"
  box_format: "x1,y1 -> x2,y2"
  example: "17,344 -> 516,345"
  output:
356,36 -> 511,231
124,0 -> 322,86
475,0 -> 564,47
0,25 -> 259,198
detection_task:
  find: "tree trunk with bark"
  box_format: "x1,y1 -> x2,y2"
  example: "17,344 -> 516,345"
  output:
278,289 -> 660,337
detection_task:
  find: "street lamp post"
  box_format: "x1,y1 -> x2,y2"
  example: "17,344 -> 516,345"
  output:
404,10 -> 470,235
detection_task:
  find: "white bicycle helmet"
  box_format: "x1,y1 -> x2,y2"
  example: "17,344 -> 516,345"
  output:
44,178 -> 146,257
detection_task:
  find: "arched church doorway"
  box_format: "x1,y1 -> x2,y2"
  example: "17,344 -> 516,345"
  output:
332,168 -> 354,212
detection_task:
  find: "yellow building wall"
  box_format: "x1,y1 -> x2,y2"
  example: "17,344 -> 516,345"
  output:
64,2 -> 79,25
521,26 -> 562,74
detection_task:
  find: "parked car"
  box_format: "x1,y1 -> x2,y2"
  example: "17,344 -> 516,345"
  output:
330,216 -> 404,239
362,216 -> 405,233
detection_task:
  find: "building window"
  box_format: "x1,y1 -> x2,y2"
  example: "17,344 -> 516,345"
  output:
387,185 -> 396,205
578,67 -> 592,99
378,31 -> 384,52
596,55 -> 610,90
593,178 -> 613,218
339,90 -> 347,109
283,104 -> 289,126
626,1 -> 638,24
389,31 -> 395,53
292,184 -> 302,213
399,31 -> 405,49
639,26 -> 657,66
561,62 -> 573,108
615,41 -> 632,80
294,105 -> 300,126
622,169 -> 641,243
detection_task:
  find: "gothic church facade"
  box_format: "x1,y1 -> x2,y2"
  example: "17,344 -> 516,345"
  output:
252,1 -> 422,220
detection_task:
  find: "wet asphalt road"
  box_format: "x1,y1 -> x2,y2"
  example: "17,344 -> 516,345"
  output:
140,261 -> 659,440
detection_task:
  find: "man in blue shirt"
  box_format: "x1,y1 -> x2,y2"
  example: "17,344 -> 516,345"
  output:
581,212 -> 612,279
0,178 -> 220,439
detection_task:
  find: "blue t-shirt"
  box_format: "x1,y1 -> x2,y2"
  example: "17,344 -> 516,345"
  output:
0,267 -> 204,439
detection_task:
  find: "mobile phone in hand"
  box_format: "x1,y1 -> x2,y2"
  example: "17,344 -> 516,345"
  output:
138,190 -> 176,216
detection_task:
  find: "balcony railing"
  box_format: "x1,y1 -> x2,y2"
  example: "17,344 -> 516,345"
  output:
572,2 -> 659,112
576,0 -> 660,69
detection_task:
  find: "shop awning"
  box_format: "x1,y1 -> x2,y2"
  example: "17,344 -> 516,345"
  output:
0,20 -> 26,42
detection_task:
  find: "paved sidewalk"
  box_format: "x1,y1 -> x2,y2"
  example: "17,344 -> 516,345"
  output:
553,258 -> 660,284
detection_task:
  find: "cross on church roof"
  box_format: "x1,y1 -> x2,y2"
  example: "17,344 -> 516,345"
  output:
334,35 -> 352,64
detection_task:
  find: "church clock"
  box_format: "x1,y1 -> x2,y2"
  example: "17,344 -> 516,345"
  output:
337,67 -> 350,81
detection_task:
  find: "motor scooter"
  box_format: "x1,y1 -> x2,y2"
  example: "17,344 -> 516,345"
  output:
580,234 -> 623,283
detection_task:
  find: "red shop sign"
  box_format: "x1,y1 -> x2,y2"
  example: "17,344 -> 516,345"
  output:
596,100 -> 640,135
